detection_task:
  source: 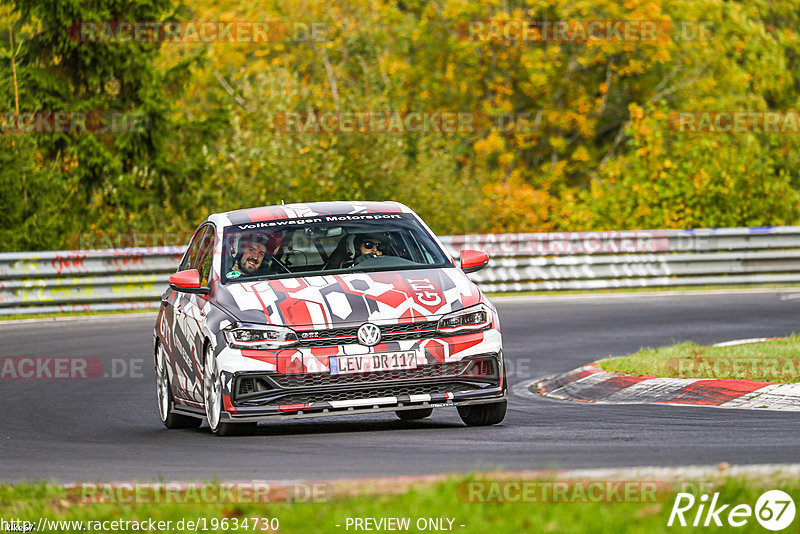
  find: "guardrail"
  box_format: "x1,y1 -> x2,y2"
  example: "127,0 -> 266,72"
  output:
2,227 -> 799,315
0,247 -> 183,316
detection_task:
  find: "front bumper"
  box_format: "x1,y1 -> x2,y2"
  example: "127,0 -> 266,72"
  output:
219,352 -> 505,422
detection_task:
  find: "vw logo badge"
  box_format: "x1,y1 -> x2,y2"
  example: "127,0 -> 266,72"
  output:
357,323 -> 381,346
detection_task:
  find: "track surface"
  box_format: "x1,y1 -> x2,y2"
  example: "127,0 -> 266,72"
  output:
1,290 -> 799,482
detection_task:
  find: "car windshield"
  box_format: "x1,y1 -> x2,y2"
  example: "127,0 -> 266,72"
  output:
220,213 -> 452,283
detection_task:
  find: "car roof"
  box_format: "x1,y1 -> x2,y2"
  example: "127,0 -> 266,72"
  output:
208,200 -> 414,227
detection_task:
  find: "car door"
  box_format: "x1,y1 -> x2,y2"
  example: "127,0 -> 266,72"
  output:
167,225 -> 210,405
177,225 -> 216,404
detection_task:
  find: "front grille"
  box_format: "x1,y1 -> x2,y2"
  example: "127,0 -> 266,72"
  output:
380,321 -> 439,333
294,320 -> 440,347
237,380 -> 486,406
235,357 -> 499,397
233,354 -> 501,408
268,360 -> 471,388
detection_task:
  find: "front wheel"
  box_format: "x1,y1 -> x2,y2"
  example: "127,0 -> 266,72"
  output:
203,345 -> 257,436
457,374 -> 507,426
457,400 -> 507,426
156,343 -> 201,429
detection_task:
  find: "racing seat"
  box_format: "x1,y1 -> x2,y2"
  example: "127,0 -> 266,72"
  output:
324,234 -> 357,270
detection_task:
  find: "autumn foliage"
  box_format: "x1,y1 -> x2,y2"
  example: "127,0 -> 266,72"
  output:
1,0 -> 799,250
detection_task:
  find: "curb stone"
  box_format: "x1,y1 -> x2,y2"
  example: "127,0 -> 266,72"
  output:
535,363 -> 800,411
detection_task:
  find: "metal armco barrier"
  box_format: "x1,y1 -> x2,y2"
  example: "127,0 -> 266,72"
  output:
438,226 -> 800,292
1,227 -> 799,316
0,247 -> 183,316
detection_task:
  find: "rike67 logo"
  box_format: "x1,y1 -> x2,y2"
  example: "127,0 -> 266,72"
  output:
668,490 -> 796,531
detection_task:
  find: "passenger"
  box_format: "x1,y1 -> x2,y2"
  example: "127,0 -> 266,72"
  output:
356,234 -> 387,257
352,234 -> 390,266
325,232 -> 391,269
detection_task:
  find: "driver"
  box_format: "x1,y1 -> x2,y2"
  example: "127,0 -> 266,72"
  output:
229,233 -> 284,278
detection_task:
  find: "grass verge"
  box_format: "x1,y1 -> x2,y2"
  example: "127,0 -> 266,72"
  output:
599,335 -> 800,382
1,473 -> 799,533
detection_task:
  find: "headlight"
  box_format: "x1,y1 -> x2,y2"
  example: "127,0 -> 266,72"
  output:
437,304 -> 492,335
224,324 -> 298,349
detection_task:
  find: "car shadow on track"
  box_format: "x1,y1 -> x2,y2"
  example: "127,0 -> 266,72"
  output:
137,416 -> 468,439
247,417 -> 464,437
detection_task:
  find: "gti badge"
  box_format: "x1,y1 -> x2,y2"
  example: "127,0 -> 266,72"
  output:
357,323 -> 381,346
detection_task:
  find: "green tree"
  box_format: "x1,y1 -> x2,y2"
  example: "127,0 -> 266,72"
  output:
0,0 -> 223,251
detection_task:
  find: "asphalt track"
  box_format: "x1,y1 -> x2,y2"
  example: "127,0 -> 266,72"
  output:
1,289 -> 799,483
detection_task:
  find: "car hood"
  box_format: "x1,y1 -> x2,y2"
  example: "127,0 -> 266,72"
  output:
214,268 -> 483,329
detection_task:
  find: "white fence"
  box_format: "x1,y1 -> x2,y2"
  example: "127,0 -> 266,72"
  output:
2,227 -> 799,315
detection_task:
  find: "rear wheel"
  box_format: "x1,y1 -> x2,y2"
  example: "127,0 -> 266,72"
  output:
396,408 -> 433,421
203,345 -> 257,436
156,344 -> 201,429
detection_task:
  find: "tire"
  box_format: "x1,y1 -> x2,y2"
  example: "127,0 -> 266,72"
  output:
156,343 -> 201,429
457,400 -> 507,426
396,408 -> 433,421
203,345 -> 257,436
457,374 -> 508,426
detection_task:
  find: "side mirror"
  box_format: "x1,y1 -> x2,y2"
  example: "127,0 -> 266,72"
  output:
460,249 -> 489,274
168,269 -> 210,295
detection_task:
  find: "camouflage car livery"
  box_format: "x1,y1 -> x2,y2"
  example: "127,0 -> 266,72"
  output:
154,201 -> 506,435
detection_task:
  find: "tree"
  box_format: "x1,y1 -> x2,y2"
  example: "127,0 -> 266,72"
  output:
0,0 -> 222,251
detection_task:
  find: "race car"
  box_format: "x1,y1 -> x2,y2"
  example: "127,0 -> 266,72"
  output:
154,201 -> 506,435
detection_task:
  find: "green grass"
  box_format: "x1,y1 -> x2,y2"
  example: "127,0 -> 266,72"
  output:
599,335 -> 800,382
2,474 -> 799,533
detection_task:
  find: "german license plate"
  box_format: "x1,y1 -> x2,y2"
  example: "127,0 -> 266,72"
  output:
329,351 -> 419,375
